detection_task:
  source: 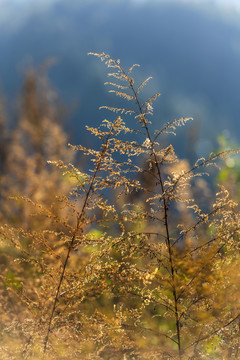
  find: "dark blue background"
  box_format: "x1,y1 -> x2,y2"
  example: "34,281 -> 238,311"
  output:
1,0 -> 239,159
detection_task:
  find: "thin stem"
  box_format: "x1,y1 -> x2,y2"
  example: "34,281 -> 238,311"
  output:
43,126 -> 113,352
184,313 -> 240,352
128,79 -> 182,357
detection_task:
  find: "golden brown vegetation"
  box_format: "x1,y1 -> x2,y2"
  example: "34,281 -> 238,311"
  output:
0,54 -> 240,359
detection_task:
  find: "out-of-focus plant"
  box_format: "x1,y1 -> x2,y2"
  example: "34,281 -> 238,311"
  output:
216,132 -> 240,201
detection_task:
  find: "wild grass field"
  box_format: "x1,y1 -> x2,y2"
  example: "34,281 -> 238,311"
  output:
0,53 -> 240,359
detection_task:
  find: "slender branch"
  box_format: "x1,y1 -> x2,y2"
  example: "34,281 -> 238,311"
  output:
184,313 -> 240,352
43,126 -> 114,352
184,227 -> 240,257
122,323 -> 179,345
127,77 -> 182,357
172,204 -> 226,247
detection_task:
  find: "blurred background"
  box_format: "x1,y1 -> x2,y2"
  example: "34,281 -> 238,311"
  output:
0,0 -> 240,159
